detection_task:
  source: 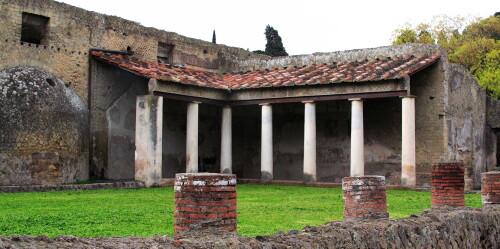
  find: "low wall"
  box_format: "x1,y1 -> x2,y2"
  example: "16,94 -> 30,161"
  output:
0,181 -> 144,193
0,207 -> 497,248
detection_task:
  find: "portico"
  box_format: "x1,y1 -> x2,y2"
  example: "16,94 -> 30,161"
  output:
89,49 -> 438,188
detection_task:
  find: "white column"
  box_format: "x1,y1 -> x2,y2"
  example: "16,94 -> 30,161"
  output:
261,103 -> 273,182
303,101 -> 317,183
135,95 -> 163,187
186,101 -> 199,173
350,98 -> 364,176
220,106 -> 232,174
402,96 -> 416,186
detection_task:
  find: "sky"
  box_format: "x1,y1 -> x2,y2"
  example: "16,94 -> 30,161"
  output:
57,0 -> 498,55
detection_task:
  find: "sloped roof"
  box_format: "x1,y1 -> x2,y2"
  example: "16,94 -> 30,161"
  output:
91,50 -> 441,91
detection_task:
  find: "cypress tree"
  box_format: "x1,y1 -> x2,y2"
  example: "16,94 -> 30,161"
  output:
264,25 -> 288,57
212,30 -> 216,44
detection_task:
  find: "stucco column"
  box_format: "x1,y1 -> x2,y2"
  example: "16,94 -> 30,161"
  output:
135,95 -> 163,187
220,106 -> 232,174
350,98 -> 364,176
303,101 -> 317,183
401,96 -> 416,186
261,103 -> 273,182
186,101 -> 200,173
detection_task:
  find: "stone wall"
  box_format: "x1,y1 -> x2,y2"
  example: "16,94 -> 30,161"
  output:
445,63 -> 499,188
0,208 -> 497,248
90,61 -> 148,179
0,66 -> 88,185
0,0 -> 267,103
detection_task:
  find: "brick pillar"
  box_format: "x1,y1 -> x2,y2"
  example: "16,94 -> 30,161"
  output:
342,176 -> 388,220
431,162 -> 465,208
174,173 -> 237,236
482,171 -> 500,209
30,152 -> 60,186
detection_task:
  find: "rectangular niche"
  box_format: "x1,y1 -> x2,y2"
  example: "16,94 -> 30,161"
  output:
157,42 -> 174,65
21,12 -> 50,45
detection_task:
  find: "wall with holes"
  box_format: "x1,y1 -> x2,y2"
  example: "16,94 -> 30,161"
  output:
0,0 -> 267,104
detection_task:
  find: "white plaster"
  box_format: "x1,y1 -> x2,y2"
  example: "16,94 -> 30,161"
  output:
220,106 -> 232,173
134,95 -> 163,187
261,104 -> 273,181
192,180 -> 206,186
186,102 -> 199,173
228,178 -> 237,185
350,99 -> 364,176
213,180 -> 229,186
303,101 -> 317,182
402,96 -> 416,186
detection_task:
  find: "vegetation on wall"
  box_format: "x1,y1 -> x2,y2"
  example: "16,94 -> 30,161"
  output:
392,13 -> 500,99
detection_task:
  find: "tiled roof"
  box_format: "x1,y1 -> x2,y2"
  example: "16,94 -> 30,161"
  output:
92,50 -> 441,90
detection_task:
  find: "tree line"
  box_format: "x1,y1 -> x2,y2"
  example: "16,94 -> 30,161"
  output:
392,13 -> 499,99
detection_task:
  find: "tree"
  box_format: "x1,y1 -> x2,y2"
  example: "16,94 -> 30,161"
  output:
392,14 -> 500,99
264,25 -> 288,57
212,30 -> 216,44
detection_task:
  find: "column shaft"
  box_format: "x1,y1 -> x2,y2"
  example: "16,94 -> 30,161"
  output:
350,99 -> 364,176
402,97 -> 416,185
261,104 -> 273,182
220,106 -> 232,174
186,102 -> 199,173
135,95 -> 163,187
303,102 -> 317,183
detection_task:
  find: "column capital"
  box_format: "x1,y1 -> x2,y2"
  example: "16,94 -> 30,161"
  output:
259,103 -> 271,106
400,95 -> 417,99
192,101 -> 201,104
348,98 -> 362,101
302,100 -> 315,104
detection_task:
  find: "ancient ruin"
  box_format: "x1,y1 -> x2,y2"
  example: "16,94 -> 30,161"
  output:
0,0 -> 499,190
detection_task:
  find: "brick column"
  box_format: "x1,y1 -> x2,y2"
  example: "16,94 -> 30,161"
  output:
431,162 -> 465,208
342,176 -> 388,220
174,173 -> 237,236
482,171 -> 500,209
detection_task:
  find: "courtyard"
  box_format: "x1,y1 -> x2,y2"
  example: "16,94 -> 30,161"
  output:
0,185 -> 482,237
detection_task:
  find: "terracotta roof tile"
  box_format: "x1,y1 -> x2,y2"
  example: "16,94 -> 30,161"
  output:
92,50 -> 441,90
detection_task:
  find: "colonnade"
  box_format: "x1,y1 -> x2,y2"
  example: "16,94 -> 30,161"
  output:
134,95 -> 417,187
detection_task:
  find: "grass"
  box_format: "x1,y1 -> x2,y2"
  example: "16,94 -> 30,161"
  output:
0,184 -> 481,237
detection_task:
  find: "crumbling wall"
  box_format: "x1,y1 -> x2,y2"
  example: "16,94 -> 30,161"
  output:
445,63 -> 499,188
411,59 -> 448,187
0,208 -> 497,248
0,0 -> 266,104
90,61 -> 147,179
0,66 -> 88,185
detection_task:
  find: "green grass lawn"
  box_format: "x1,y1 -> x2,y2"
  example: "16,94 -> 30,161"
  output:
0,184 -> 481,237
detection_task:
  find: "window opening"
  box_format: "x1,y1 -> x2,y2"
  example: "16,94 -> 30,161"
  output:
157,42 -> 174,65
21,12 -> 49,45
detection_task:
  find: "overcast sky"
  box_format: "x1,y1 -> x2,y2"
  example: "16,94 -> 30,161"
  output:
57,0 -> 498,55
